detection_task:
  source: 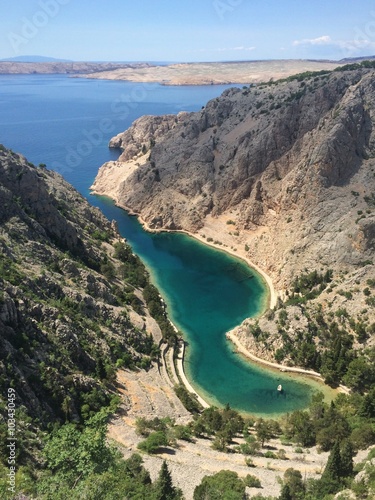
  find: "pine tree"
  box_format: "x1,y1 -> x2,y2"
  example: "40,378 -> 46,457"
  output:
154,460 -> 182,500
359,388 -> 375,418
283,468 -> 305,499
319,440 -> 342,495
322,440 -> 341,481
340,440 -> 354,477
279,484 -> 293,500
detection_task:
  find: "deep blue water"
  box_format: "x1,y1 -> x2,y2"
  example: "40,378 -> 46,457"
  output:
0,75 -> 324,414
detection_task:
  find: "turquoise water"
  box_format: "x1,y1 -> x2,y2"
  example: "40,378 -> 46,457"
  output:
94,197 -> 320,415
0,75 -> 322,414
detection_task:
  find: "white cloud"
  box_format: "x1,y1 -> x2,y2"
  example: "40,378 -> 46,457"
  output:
292,33 -> 375,59
293,35 -> 332,47
337,38 -> 375,53
197,46 -> 256,54
233,46 -> 256,51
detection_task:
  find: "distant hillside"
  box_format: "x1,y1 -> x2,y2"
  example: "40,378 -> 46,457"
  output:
339,55 -> 375,63
79,58 -> 341,85
0,55 -> 72,63
0,61 -> 151,74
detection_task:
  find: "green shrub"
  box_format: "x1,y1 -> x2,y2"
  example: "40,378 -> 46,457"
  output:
92,229 -> 110,242
174,385 -> 201,413
245,457 -> 256,467
264,450 -> 277,459
137,431 -> 169,454
244,474 -> 262,488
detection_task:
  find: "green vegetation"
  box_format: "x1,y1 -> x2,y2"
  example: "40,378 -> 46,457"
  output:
174,384 -> 202,413
137,431 -> 169,454
0,149 -> 183,497
92,229 -> 110,242
264,59 -> 375,88
286,269 -> 333,305
189,392 -> 375,499
113,241 -> 149,288
108,391 -> 375,499
0,408 -> 182,499
244,474 -> 262,488
8,393 -> 370,499
154,460 -> 183,499
143,283 -> 178,345
249,268 -> 375,389
194,470 -> 246,500
192,405 -> 244,450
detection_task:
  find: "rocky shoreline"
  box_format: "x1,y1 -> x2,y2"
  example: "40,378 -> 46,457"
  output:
90,185 -> 342,405
91,63 -> 375,415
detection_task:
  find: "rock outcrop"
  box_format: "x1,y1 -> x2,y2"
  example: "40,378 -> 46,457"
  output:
92,64 -> 375,377
0,147 -> 160,426
93,65 -> 375,285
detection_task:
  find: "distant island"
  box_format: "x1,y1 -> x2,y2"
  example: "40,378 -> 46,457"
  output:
0,55 -> 73,62
1,57 -> 374,85
0,60 -> 151,75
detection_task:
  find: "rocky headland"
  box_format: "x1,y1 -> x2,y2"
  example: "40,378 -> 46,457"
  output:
79,59 -> 341,86
92,62 -> 375,387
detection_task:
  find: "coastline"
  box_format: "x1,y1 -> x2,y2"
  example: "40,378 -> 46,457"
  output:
226,331 -> 350,395
175,341 -> 210,409
226,331 -> 321,378
91,191 -> 278,311
91,190 -> 347,403
149,220 -> 277,311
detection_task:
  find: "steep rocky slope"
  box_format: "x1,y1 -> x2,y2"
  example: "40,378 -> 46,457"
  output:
93,64 -> 375,283
92,63 -> 375,385
0,147 -> 163,430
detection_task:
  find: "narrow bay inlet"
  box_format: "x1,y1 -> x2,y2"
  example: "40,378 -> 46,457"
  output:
91,196 -> 336,415
0,74 -> 336,415
2,67 -> 375,499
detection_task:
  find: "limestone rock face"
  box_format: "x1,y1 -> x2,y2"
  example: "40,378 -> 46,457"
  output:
94,67 -> 375,283
109,113 -> 189,161
0,147 -> 160,425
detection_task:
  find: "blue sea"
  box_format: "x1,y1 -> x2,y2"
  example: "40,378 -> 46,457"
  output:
0,74 -> 326,414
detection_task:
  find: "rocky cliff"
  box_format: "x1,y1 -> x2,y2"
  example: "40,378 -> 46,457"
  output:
93,64 -> 375,283
93,63 -> 375,382
0,147 -> 162,429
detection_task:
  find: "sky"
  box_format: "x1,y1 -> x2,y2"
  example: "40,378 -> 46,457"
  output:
1,0 -> 375,62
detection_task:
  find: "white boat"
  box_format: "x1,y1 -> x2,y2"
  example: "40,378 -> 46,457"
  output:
277,384 -> 283,392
